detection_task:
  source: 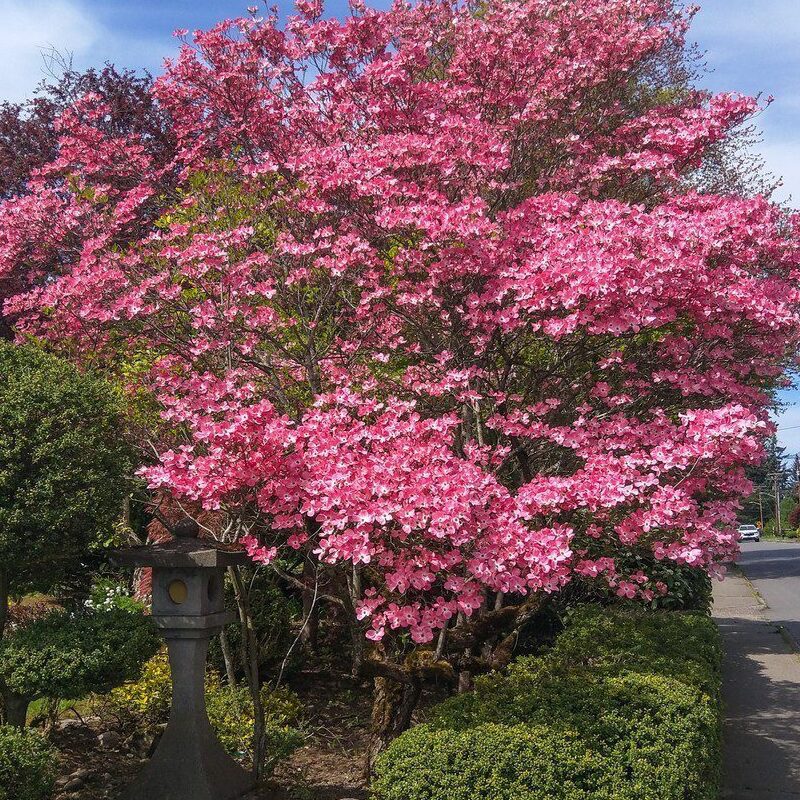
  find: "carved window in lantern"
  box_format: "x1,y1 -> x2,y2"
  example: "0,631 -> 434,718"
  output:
168,579 -> 188,605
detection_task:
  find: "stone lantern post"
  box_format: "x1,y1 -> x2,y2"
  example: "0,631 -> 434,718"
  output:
111,518 -> 255,800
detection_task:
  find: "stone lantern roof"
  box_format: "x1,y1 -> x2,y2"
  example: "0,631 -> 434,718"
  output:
110,518 -> 250,569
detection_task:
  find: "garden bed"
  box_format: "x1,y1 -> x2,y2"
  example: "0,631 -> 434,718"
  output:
47,669 -> 374,800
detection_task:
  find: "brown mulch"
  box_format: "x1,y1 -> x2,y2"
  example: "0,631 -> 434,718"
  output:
49,669 -> 375,800
260,669 -> 372,800
50,718 -> 143,800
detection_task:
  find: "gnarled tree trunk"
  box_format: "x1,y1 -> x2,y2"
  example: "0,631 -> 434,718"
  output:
365,676 -> 422,777
359,594 -> 546,775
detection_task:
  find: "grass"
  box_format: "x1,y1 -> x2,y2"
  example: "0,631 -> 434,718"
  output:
25,697 -> 94,726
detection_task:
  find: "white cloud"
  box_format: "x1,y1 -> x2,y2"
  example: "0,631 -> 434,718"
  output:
0,0 -> 103,102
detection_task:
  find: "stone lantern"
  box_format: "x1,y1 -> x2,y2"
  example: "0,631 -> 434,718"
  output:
111,518 -> 255,800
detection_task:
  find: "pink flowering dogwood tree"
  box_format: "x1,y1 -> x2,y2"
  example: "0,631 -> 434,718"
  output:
1,0 -> 800,759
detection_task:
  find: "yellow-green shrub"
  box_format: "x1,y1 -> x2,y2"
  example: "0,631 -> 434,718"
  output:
205,677 -> 304,775
105,649 -> 172,727
104,650 -> 304,776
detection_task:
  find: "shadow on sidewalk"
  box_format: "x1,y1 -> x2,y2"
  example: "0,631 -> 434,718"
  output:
715,614 -> 800,799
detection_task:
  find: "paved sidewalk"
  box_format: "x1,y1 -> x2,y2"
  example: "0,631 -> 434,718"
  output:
713,573 -> 800,799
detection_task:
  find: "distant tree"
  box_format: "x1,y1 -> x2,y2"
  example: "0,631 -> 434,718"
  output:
790,454 -> 800,498
0,56 -> 172,200
741,435 -> 789,526
756,435 -> 788,486
0,342 -> 134,640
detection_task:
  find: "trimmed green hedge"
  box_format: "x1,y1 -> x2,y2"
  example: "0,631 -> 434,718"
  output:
373,606 -> 722,800
0,608 -> 160,701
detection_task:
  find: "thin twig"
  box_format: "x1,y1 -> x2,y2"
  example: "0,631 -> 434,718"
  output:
275,562 -> 320,689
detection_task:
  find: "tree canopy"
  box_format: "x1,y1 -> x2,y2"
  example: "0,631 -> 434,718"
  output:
0,342 -> 134,625
0,0 -> 797,652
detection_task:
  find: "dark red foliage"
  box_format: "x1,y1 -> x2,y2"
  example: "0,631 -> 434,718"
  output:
133,495 -> 223,602
0,64 -> 173,200
7,599 -> 59,631
0,97 -> 58,201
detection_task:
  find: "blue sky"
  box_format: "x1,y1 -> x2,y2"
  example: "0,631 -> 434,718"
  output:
2,0 -> 799,452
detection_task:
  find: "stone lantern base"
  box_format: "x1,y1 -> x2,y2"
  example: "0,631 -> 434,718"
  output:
124,727 -> 255,800
122,633 -> 255,800
123,727 -> 254,800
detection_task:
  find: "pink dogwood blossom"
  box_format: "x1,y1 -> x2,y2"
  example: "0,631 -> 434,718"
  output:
1,0 -> 799,641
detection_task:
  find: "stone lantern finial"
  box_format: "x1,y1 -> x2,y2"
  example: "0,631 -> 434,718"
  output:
172,517 -> 200,538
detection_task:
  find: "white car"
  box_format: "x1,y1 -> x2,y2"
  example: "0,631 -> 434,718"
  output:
737,524 -> 761,542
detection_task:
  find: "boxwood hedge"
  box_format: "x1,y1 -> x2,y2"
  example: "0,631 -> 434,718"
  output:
373,606 -> 722,800
0,608 -> 161,702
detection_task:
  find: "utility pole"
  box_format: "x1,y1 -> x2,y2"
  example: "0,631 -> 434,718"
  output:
758,490 -> 764,529
769,472 -> 784,537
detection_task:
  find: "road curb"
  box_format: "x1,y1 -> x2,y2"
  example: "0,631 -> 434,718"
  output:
734,566 -> 769,611
775,624 -> 800,654
732,559 -> 800,655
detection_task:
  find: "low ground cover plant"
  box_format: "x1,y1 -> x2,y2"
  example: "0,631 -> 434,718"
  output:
373,607 -> 722,800
0,725 -> 57,800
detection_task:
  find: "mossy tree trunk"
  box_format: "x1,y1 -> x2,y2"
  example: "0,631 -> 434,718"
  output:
360,594 -> 546,775
360,648 -> 456,777
365,676 -> 422,777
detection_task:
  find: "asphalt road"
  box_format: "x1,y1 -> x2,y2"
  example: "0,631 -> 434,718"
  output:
736,540 -> 800,648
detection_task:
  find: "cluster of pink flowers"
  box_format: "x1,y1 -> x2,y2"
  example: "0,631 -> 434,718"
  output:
144,384 -> 575,640
1,0 -> 799,641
